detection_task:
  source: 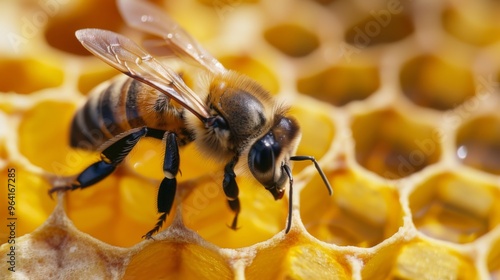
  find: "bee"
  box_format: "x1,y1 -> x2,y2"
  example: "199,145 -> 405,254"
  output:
49,0 -> 332,238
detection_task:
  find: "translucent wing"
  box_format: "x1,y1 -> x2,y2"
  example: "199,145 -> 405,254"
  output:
117,0 -> 227,75
75,28 -> 211,122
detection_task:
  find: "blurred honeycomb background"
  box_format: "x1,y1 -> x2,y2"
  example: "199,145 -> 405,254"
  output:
1,0 -> 500,278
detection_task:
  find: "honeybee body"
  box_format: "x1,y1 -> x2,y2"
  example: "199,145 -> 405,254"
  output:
50,0 -> 331,238
71,75 -> 192,150
71,70 -> 281,164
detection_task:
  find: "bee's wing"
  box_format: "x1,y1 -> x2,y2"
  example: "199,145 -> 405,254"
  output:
76,28 -> 211,122
117,0 -> 227,75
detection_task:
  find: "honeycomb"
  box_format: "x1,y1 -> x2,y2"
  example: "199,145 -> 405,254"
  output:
1,0 -> 500,278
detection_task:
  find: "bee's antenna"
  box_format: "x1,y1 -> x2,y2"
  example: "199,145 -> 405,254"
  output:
290,156 -> 333,195
282,164 -> 293,233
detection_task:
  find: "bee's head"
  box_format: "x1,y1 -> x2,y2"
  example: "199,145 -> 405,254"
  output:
248,116 -> 301,200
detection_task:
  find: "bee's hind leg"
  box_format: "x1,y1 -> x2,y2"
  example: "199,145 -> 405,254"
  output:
48,127 -> 148,196
142,131 -> 179,239
223,157 -> 241,230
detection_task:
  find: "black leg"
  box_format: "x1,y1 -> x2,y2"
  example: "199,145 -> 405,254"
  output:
223,157 -> 240,230
143,132 -> 179,239
49,127 -> 148,195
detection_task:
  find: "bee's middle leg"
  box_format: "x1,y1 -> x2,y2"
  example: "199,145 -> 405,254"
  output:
143,131 -> 179,239
223,157 -> 241,230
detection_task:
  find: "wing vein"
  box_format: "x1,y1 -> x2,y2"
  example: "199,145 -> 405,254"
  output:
76,28 -> 211,122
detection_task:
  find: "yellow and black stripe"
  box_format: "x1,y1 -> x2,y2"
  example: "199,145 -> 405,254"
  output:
70,76 -> 193,150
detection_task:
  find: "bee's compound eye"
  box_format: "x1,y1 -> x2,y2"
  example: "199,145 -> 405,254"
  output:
249,133 -> 281,186
252,139 -> 274,173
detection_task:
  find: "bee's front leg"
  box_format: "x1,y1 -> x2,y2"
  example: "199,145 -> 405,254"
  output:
223,157 -> 241,230
143,132 -> 179,239
48,127 -> 148,195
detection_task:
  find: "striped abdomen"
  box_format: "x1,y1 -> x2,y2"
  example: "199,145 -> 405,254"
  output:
70,76 -> 192,150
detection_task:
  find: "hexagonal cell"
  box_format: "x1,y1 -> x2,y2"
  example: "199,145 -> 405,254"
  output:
365,240 -> 478,279
456,116 -> 500,175
0,58 -> 64,94
399,54 -> 475,111
44,0 -> 124,55
246,236 -> 351,279
297,63 -> 380,106
264,24 -> 320,57
182,176 -> 288,248
288,100 -> 335,173
488,236 -> 500,279
409,172 -> 500,244
442,5 -> 500,46
0,209 -> 128,279
124,241 -> 233,279
18,101 -> 97,176
351,109 -> 441,179
66,174 -> 166,247
344,8 -> 414,48
218,55 -> 280,94
300,169 -> 404,247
